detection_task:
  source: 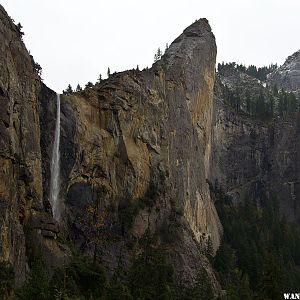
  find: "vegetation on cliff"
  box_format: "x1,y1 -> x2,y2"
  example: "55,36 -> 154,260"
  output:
218,62 -> 277,82
210,182 -> 300,299
4,229 -> 215,300
2,3 -> 300,299
218,62 -> 299,120
0,262 -> 14,300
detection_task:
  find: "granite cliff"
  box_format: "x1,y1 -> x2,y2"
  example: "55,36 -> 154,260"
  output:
0,4 -> 221,292
268,49 -> 300,93
1,2 -> 300,297
0,5 -> 44,286
46,17 -> 223,285
0,5 -> 68,288
211,58 -> 300,224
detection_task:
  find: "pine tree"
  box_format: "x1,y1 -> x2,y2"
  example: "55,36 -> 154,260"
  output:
16,22 -> 24,36
154,48 -> 162,62
65,84 -> 73,94
206,236 -> 214,262
97,74 -> 102,83
128,229 -> 174,299
76,84 -> 82,92
259,255 -> 283,299
34,62 -> 42,77
0,261 -> 14,299
107,67 -> 111,78
287,92 -> 297,113
85,82 -> 93,89
272,84 -> 278,96
164,43 -> 169,53
278,92 -> 284,116
246,92 -> 251,116
269,94 -> 275,117
104,255 -> 132,299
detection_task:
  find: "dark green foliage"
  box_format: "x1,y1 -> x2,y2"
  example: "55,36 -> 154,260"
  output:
139,182 -> 159,209
50,253 -> 106,299
34,62 -> 42,77
63,84 -> 73,94
173,271 -> 214,300
103,256 -> 133,300
218,62 -> 299,120
17,226 -> 50,300
205,236 -> 214,263
127,229 -> 215,300
18,232 -> 106,300
278,89 -> 298,116
165,43 -> 169,53
154,48 -> 162,62
118,183 -> 159,235
221,83 -> 298,120
118,196 -> 139,236
76,84 -> 82,92
18,225 -> 106,299
14,187 -> 214,299
0,261 -> 14,300
17,258 -> 50,300
85,81 -> 94,89
104,281 -> 133,300
210,183 -> 300,299
128,230 -> 174,300
258,255 -> 283,300
218,62 -> 277,81
68,255 -> 106,298
16,22 -> 24,36
241,64 -> 277,81
225,270 -> 253,300
221,85 -> 242,113
214,242 -> 236,279
221,84 -> 273,120
14,224 -> 215,299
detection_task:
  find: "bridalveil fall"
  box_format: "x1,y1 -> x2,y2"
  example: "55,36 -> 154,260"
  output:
49,93 -> 61,221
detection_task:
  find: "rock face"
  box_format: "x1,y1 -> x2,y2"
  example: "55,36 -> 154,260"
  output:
2,0 -> 300,292
53,18 -> 222,277
211,69 -> 300,224
0,5 -> 43,286
268,49 -> 300,93
0,4 -> 222,289
0,5 -> 68,286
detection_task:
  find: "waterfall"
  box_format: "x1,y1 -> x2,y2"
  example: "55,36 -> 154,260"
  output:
49,93 -> 61,221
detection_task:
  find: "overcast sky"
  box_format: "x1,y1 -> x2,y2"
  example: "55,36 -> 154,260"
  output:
1,0 -> 299,93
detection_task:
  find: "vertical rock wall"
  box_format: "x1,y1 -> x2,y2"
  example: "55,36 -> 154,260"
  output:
0,5 -> 43,286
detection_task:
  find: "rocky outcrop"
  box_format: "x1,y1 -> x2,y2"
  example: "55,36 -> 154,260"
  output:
5,0 -> 300,292
211,69 -> 300,224
268,49 -> 300,93
0,2 -> 223,289
0,5 -> 44,286
0,5 -> 69,286
49,19 -> 222,280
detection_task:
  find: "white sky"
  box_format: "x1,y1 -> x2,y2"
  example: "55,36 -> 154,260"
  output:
1,0 -> 299,93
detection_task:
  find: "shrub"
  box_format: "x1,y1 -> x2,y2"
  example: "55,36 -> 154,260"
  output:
0,261 -> 14,300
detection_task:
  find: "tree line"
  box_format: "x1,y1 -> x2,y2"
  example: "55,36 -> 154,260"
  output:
1,181 -> 216,300
218,62 -> 278,81
221,84 -> 299,120
1,229 -> 216,299
210,182 -> 300,299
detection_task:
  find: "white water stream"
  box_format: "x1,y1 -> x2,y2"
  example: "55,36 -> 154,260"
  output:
49,93 -> 61,221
